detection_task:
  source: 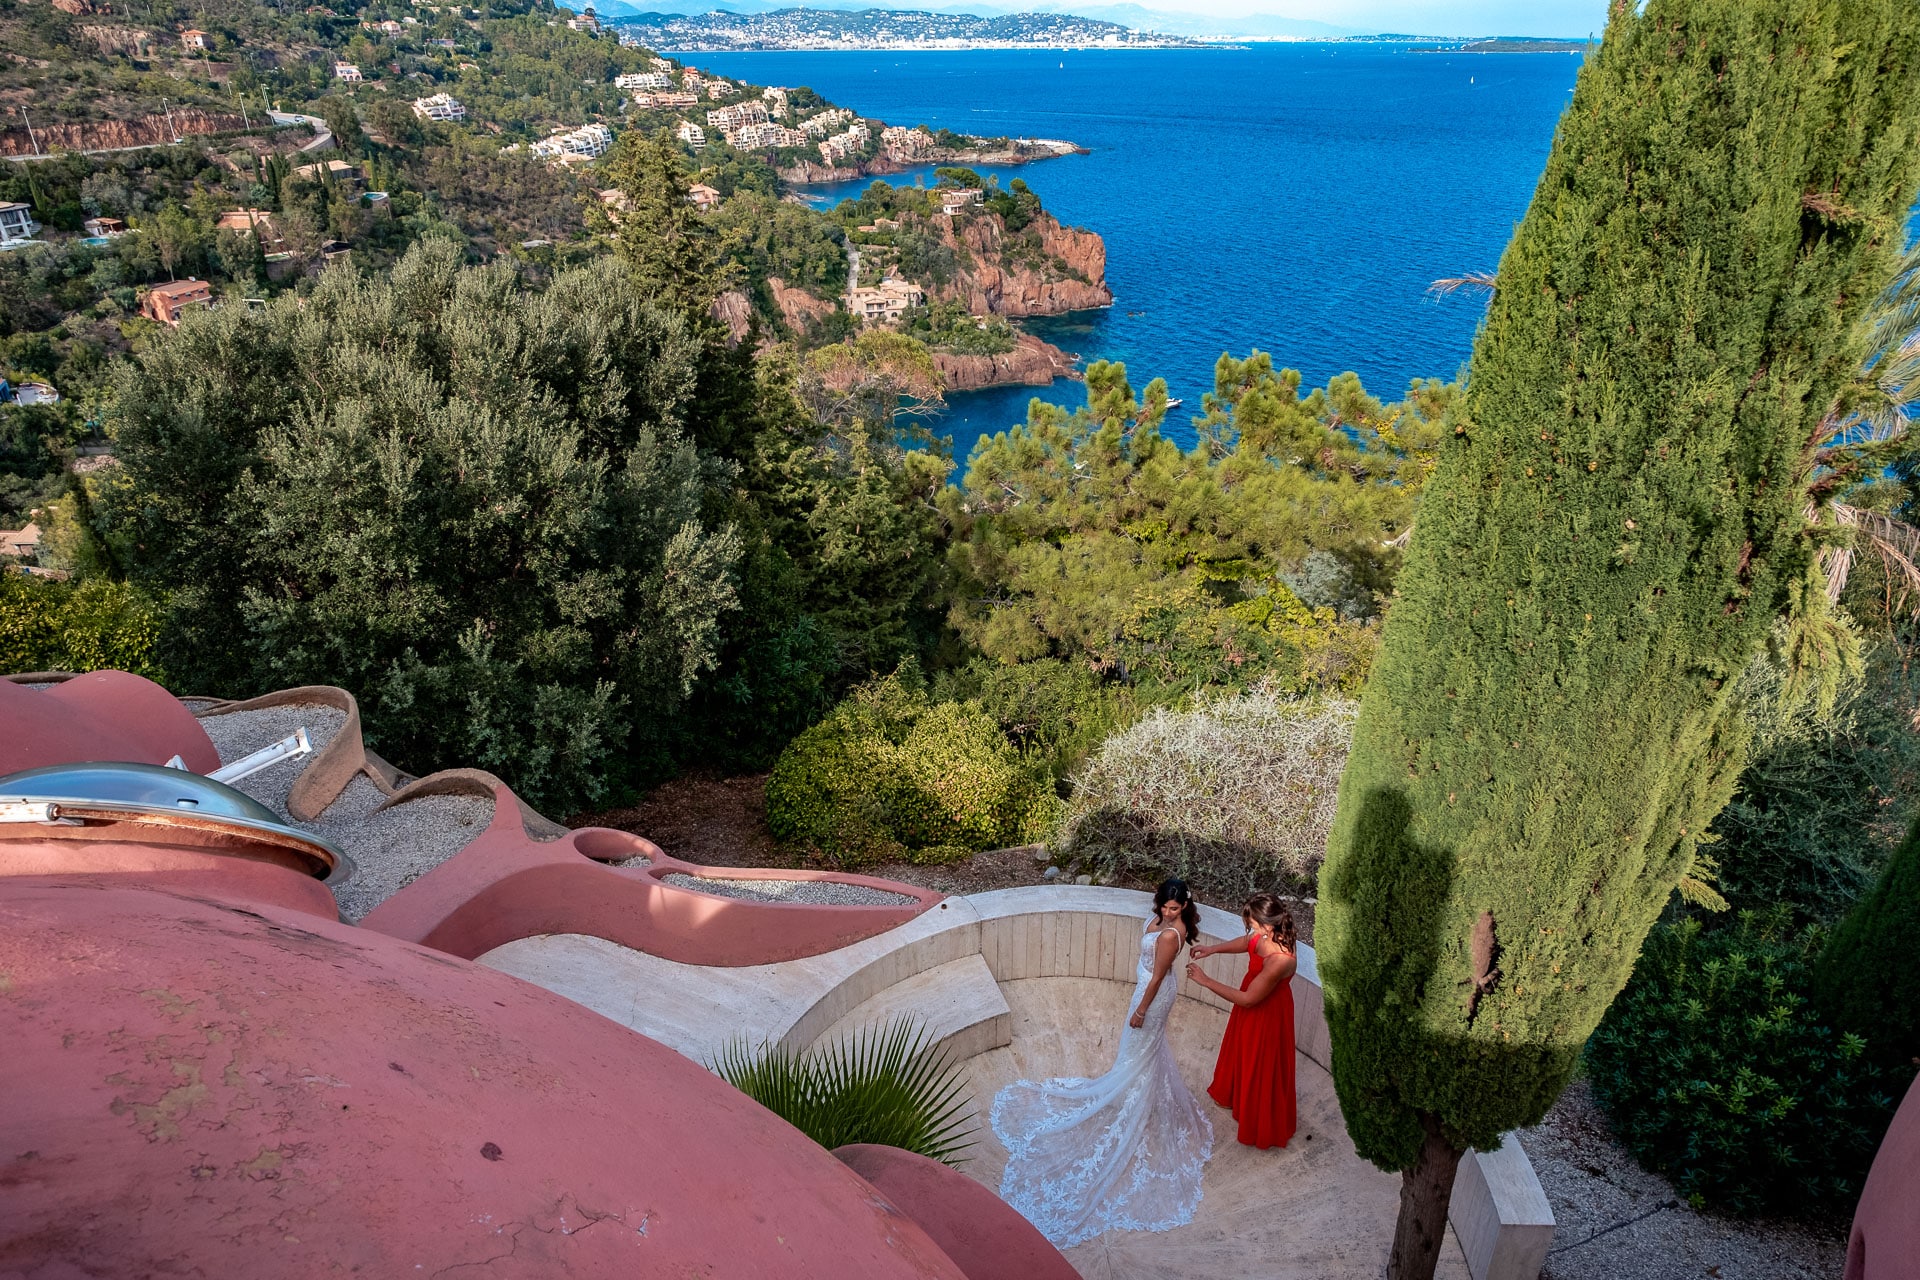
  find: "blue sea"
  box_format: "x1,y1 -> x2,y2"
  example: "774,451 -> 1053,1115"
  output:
688,45 -> 1586,460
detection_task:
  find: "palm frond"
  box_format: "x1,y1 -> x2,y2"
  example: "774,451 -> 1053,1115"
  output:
711,1018 -> 977,1166
1826,502 -> 1920,612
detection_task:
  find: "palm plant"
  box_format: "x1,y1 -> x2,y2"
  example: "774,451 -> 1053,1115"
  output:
711,1018 -> 976,1166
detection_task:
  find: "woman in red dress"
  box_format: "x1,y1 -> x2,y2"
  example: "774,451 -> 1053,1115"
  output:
1185,894 -> 1297,1149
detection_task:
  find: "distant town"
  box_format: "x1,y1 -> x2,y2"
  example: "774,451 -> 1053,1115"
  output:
613,7 -> 1212,51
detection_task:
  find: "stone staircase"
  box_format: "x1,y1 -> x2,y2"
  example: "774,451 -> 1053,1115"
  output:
807,953 -> 1011,1063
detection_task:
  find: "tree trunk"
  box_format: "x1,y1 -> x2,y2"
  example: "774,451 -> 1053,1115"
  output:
1387,1112 -> 1464,1280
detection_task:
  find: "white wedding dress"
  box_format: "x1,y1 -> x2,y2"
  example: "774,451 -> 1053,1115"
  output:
989,922 -> 1214,1248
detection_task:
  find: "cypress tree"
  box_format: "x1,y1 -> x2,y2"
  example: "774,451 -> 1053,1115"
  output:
1814,815 -> 1920,1071
1312,3 -> 1920,1276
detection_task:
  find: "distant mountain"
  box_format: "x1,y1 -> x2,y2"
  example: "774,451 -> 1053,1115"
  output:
1017,4 -> 1357,37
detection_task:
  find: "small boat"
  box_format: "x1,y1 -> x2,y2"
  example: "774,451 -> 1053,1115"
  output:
1164,397 -> 1184,410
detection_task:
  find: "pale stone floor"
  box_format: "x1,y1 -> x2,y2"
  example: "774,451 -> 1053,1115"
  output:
958,977 -> 1472,1280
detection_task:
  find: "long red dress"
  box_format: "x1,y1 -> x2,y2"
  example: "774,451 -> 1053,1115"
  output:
1205,936 -> 1297,1149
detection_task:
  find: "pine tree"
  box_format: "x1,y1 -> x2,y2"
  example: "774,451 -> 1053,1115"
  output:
1814,814 -> 1920,1071
1312,4 -> 1920,1276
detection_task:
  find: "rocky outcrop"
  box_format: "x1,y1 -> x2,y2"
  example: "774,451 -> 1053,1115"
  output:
932,331 -> 1081,392
0,109 -> 247,158
767,276 -> 836,334
937,210 -> 1112,318
710,290 -> 752,345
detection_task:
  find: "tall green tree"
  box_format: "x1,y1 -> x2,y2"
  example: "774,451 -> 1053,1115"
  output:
107,240 -> 738,812
1312,4 -> 1920,1277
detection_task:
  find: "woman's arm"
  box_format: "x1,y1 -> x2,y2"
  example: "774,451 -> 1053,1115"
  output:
1186,946 -> 1297,1008
1191,933 -> 1252,961
1129,929 -> 1183,1028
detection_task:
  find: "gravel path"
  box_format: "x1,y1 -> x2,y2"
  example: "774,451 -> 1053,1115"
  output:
659,873 -> 917,906
1521,1079 -> 1846,1280
196,704 -> 493,922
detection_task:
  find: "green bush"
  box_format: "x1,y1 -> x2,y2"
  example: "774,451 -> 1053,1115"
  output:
764,667 -> 1060,867
712,1019 -> 975,1166
932,656 -> 1139,781
0,570 -> 164,680
1586,911 -> 1896,1216
1814,813 -> 1920,1073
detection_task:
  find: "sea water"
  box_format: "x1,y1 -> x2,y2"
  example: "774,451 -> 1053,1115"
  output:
689,44 -> 1586,460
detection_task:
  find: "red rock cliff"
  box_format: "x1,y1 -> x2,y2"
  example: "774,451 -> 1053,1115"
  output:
937,210 -> 1112,318
932,331 -> 1082,392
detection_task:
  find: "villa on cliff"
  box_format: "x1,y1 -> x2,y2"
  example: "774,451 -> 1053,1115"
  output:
850,276 -> 926,324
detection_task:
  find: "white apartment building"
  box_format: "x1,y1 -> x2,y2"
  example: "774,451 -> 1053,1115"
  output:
412,92 -> 467,122
818,122 -> 869,165
882,125 -> 935,156
334,62 -> 363,81
799,108 -> 852,137
615,71 -> 672,91
706,101 -> 768,131
727,122 -> 805,149
530,122 -> 613,160
675,120 -> 706,150
649,57 -> 674,72
633,90 -> 697,109
761,87 -> 789,117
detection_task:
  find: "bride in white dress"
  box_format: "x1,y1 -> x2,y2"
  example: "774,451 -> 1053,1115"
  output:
990,878 -> 1215,1248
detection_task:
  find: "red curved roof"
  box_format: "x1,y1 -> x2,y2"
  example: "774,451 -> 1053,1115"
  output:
0,880 -> 971,1280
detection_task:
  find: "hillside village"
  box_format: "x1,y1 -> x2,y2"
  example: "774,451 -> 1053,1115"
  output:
0,0 -> 1109,538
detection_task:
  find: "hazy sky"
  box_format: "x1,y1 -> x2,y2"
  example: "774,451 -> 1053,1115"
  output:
1177,0 -> 1612,37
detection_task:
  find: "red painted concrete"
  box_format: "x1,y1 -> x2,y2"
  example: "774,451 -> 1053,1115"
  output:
1846,1072 -> 1920,1280
835,1145 -> 1083,1280
0,832 -> 340,919
0,881 -> 975,1280
361,788 -> 941,966
0,671 -> 218,775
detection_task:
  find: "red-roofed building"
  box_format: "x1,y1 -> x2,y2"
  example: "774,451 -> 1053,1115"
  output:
140,278 -> 214,327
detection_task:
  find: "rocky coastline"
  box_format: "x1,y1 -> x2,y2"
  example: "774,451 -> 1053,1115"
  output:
932,331 -> 1083,392
933,209 -> 1113,318
776,140 -> 1085,187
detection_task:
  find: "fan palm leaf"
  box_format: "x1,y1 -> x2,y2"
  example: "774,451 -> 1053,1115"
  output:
712,1018 -> 977,1167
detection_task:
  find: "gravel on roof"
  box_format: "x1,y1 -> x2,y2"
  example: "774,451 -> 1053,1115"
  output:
659,873 -> 916,907
194,703 -> 494,923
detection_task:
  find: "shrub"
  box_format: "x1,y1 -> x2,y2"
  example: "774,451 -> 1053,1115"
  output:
764,668 -> 1060,867
712,1019 -> 975,1166
1061,691 -> 1356,896
932,656 -> 1140,781
1708,650 -> 1920,924
1814,813 -> 1920,1073
0,570 -> 165,680
1586,911 -> 1896,1216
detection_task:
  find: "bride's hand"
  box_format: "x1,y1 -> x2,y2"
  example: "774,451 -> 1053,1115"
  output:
1128,1008 -> 1145,1029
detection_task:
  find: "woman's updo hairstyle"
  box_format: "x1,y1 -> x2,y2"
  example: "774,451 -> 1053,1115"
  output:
1243,893 -> 1296,952
1153,878 -> 1200,946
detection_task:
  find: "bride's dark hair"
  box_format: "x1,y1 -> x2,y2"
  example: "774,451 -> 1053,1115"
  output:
1153,878 -> 1200,946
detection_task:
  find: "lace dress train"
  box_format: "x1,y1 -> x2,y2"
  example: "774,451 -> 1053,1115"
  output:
990,925 -> 1214,1248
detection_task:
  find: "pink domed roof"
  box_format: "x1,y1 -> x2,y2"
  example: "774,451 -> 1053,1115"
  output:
0,880 -> 971,1279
